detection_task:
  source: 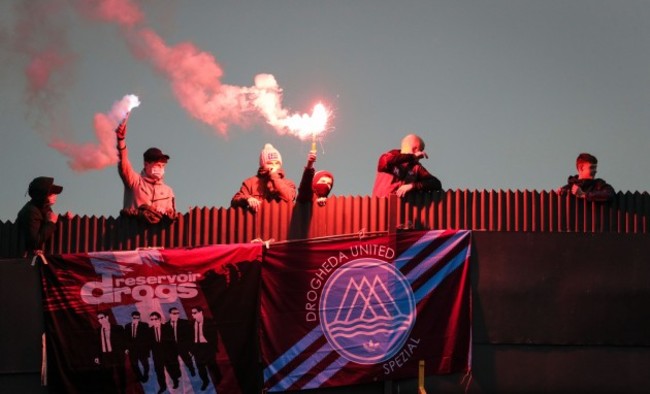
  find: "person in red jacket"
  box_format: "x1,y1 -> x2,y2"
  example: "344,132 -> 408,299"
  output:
231,143 -> 296,212
372,134 -> 442,198
558,153 -> 615,202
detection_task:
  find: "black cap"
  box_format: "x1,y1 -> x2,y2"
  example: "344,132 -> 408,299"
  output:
143,147 -> 170,163
28,177 -> 63,199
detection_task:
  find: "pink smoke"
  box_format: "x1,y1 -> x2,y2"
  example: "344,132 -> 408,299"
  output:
8,0 -> 330,172
76,0 -> 328,138
72,0 -> 144,28
25,49 -> 72,93
48,95 -> 140,171
5,1 -> 77,138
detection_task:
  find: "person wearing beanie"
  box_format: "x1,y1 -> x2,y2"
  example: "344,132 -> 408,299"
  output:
296,150 -> 334,206
372,133 -> 442,198
16,176 -> 63,255
231,143 -> 296,212
115,114 -> 176,219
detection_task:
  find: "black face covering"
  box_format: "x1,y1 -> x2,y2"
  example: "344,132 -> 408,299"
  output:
313,183 -> 331,198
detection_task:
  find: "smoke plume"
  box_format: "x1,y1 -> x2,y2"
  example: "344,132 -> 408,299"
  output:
5,0 -> 327,171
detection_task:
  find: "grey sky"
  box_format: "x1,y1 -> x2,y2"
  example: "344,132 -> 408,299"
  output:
1,0 -> 648,221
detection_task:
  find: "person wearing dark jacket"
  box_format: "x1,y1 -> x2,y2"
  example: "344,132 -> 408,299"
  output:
372,134 -> 442,198
231,143 -> 296,212
296,150 -> 334,206
16,176 -> 63,255
558,153 -> 615,202
124,311 -> 151,383
93,312 -> 127,394
190,306 -> 222,391
164,307 -> 196,377
149,311 -> 181,393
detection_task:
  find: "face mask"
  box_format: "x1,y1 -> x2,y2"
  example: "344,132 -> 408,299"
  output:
150,167 -> 165,179
313,183 -> 331,198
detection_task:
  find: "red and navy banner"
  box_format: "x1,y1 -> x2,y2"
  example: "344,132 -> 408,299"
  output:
260,230 -> 472,391
39,244 -> 262,394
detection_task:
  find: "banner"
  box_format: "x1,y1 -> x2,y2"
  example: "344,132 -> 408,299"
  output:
260,230 -> 472,391
40,244 -> 262,394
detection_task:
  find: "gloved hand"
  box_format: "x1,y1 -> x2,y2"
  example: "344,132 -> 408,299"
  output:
115,113 -> 129,140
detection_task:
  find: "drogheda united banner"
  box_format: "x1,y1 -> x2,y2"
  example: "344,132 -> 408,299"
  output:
260,230 -> 472,392
39,244 -> 262,394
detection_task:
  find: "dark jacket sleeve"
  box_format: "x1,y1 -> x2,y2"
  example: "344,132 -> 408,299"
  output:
412,164 -> 443,192
296,167 -> 315,203
376,150 -> 416,173
585,179 -> 615,202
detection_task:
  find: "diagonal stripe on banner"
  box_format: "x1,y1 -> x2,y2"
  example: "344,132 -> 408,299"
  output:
413,246 -> 470,303
394,231 -> 444,270
269,341 -> 337,391
264,325 -> 324,381
301,355 -> 349,390
402,231 -> 470,285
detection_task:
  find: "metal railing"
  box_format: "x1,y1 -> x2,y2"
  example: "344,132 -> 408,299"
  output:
1,190 -> 648,257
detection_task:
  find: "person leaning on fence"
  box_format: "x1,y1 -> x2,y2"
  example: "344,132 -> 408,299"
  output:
558,153 -> 615,202
296,150 -> 334,206
115,114 -> 176,224
372,133 -> 443,198
231,143 -> 296,212
16,176 -> 63,256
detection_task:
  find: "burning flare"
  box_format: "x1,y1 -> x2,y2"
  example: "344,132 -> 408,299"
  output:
49,94 -> 141,171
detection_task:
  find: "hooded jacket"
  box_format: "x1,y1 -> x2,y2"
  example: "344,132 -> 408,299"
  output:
16,177 -> 61,253
118,146 -> 176,215
231,168 -> 296,208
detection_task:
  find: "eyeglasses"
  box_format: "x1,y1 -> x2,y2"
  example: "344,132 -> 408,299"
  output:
170,312 -> 180,315
98,316 -> 106,320
150,317 -> 160,321
132,316 -> 141,319
191,311 -> 199,315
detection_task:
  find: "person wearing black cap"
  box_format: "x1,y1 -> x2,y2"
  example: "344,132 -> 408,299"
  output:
296,150 -> 334,206
16,176 -> 63,255
115,115 -> 176,220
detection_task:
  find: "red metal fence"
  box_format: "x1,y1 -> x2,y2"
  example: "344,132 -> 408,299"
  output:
1,190 -> 649,257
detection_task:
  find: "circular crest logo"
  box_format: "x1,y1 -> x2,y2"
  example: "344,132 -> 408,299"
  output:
319,258 -> 415,364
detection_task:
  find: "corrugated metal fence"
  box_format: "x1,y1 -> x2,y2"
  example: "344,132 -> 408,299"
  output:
1,190 -> 648,257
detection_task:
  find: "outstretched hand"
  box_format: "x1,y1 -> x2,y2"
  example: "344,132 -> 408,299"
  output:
115,114 -> 129,140
307,150 -> 317,167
